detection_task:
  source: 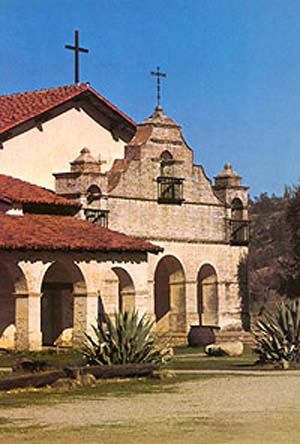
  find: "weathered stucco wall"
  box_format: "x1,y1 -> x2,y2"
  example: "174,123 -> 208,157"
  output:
0,106 -> 126,189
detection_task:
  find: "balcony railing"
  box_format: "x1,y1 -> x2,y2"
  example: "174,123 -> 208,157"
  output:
84,209 -> 109,228
229,219 -> 250,246
157,176 -> 184,204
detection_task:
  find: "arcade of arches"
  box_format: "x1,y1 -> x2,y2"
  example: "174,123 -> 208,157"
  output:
0,253 -> 148,350
0,252 -> 243,350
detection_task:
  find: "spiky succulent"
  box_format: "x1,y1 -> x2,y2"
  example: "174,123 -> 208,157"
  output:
254,298 -> 300,365
83,309 -> 173,366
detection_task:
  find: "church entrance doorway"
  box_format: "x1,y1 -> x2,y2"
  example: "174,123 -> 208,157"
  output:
197,264 -> 218,326
112,267 -> 135,312
154,255 -> 186,333
41,261 -> 86,346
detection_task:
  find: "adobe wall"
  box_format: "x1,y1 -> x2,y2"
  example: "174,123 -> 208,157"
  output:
0,106 -> 127,189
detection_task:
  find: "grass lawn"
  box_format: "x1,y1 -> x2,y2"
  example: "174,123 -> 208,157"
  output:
0,348 -> 82,368
169,344 -> 257,370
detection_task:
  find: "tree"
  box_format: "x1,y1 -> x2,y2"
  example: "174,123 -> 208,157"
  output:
278,184 -> 300,298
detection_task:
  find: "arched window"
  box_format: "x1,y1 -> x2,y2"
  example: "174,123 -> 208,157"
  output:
160,150 -> 173,161
84,185 -> 108,227
160,151 -> 173,177
231,198 -> 243,220
230,198 -> 249,245
87,185 -> 101,203
157,151 -> 183,204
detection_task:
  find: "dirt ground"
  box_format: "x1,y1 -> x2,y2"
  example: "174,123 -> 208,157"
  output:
0,374 -> 300,444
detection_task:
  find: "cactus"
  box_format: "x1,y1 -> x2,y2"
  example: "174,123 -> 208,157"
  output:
253,298 -> 300,367
83,309 -> 172,366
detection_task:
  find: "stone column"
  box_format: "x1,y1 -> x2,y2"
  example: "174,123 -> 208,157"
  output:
147,279 -> 156,323
101,278 -> 119,318
135,289 -> 150,316
219,282 -> 242,331
185,280 -> 199,332
15,292 -> 42,350
73,291 -> 98,347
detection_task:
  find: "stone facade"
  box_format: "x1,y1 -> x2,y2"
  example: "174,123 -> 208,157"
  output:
55,105 -> 250,343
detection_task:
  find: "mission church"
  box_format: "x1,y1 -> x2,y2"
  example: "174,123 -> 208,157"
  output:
0,42 -> 250,349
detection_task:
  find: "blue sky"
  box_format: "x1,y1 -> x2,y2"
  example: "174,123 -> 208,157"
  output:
0,0 -> 300,197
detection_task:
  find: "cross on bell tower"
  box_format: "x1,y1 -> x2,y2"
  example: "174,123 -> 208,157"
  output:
150,66 -> 167,107
65,30 -> 89,84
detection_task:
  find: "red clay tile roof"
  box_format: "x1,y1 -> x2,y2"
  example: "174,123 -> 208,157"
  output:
0,83 -> 135,136
0,191 -> 12,204
0,213 -> 162,253
0,174 -> 80,210
128,125 -> 153,146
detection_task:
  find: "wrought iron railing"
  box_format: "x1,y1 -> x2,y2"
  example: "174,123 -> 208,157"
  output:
229,219 -> 250,245
157,176 -> 184,204
84,209 -> 109,228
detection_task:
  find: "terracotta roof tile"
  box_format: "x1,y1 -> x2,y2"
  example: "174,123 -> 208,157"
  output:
0,83 -> 135,136
0,174 -> 80,210
0,213 -> 162,253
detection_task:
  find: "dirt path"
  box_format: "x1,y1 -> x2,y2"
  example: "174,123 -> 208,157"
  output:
1,375 -> 300,443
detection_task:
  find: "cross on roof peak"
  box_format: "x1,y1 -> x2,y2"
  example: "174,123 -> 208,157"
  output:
150,66 -> 167,107
65,30 -> 89,84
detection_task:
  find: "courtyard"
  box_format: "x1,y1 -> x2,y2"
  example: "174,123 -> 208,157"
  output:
0,348 -> 299,444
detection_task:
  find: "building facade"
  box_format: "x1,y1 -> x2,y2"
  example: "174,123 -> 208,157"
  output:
55,105 -> 250,343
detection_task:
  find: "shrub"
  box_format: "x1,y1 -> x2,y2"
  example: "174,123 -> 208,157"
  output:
253,298 -> 300,367
83,309 -> 173,366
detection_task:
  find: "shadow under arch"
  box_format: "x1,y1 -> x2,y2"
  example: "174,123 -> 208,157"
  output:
112,267 -> 135,312
41,261 -> 87,346
154,255 -> 186,333
0,261 -> 28,346
197,263 -> 218,326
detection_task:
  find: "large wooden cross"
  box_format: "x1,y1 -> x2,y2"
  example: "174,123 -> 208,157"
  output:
150,66 -> 167,106
65,30 -> 89,84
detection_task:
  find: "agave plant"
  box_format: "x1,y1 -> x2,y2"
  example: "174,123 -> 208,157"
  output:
82,309 -> 173,366
253,298 -> 300,367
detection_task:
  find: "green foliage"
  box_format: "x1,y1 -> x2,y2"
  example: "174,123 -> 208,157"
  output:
253,298 -> 300,365
247,191 -> 292,318
82,310 -> 173,366
278,184 -> 300,298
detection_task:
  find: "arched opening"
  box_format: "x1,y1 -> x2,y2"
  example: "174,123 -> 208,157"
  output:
231,198 -> 243,220
41,261 -> 86,346
87,184 -> 101,204
154,255 -> 186,333
160,150 -> 173,161
0,261 -> 27,348
160,151 -> 174,177
112,267 -> 135,312
197,264 -> 218,326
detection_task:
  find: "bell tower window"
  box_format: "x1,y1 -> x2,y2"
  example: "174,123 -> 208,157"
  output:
84,185 -> 109,227
157,151 -> 184,204
229,198 -> 249,245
